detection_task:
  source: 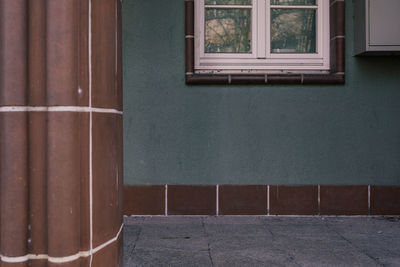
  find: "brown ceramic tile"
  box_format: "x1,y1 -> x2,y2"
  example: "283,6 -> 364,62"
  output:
185,38 -> 194,73
320,186 -> 368,215
79,257 -> 91,267
329,1 -> 337,38
0,112 -> 29,257
330,38 -> 345,73
91,236 -> 121,267
0,0 -> 28,106
336,38 -> 346,73
268,74 -> 302,84
269,186 -> 318,215
187,74 -> 345,85
46,0 -> 80,106
371,186 -> 400,215
30,259 -> 48,267
124,186 -> 165,215
92,113 -> 123,247
29,112 -> 89,256
27,0 -> 88,106
185,0 -> 194,36
79,113 -> 90,252
46,112 -> 89,257
0,262 -> 28,267
168,185 -> 216,215
28,0 -> 47,106
91,0 -> 122,110
77,0 -> 90,106
329,0 -> 345,74
28,112 -> 48,255
186,74 -> 229,84
231,75 -> 265,84
330,0 -> 345,38
185,0 -> 195,74
116,0 -> 123,111
219,185 -> 267,215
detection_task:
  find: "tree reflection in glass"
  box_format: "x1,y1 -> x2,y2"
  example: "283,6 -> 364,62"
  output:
271,9 -> 316,53
271,0 -> 316,5
205,8 -> 252,53
205,0 -> 252,5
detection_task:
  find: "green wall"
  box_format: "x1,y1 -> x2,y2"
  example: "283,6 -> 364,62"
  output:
123,0 -> 400,185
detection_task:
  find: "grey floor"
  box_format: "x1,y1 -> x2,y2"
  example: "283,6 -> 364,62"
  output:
123,216 -> 400,267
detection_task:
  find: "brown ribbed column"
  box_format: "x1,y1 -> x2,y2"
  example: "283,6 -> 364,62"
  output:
0,1 -> 29,267
27,1 -> 48,262
91,0 -> 123,265
46,1 -> 82,262
27,7 -> 48,262
1,0 -> 123,266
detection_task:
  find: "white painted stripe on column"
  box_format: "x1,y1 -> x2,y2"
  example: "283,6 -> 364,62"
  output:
0,223 -> 124,263
0,106 -> 123,114
92,223 -> 124,255
0,255 -> 30,263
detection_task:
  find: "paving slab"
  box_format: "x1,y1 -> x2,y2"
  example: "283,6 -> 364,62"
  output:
126,248 -> 212,267
123,216 -> 400,267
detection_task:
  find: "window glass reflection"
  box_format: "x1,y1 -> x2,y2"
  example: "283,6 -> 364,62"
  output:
271,9 -> 316,53
205,0 -> 252,5
205,8 -> 252,53
271,0 -> 316,5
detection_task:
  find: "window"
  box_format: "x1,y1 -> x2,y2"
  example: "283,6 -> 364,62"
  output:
185,0 -> 345,84
196,0 -> 329,72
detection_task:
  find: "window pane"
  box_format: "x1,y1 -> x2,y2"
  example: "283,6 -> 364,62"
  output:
271,0 -> 316,5
205,0 -> 252,5
205,9 -> 252,53
271,9 -> 316,53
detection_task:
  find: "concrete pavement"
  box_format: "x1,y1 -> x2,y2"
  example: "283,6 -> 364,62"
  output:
123,216 -> 400,266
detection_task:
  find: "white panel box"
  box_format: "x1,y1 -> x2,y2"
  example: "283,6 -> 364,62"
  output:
354,0 -> 400,55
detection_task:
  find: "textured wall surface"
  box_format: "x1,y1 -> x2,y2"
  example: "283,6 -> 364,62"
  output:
123,0 -> 400,185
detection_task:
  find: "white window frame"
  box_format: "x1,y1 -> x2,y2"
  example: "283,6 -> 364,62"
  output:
194,0 -> 330,73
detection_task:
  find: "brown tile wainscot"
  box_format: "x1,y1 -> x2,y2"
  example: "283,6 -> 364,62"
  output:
124,185 -> 400,216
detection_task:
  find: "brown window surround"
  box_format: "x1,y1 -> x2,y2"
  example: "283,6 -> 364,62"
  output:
185,0 -> 345,85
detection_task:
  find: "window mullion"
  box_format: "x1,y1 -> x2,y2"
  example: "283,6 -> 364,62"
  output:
265,0 -> 271,58
256,0 -> 266,58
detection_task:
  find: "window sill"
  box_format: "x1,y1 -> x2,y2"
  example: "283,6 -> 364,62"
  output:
185,73 -> 344,85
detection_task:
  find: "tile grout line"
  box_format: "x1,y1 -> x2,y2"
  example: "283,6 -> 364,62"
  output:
165,184 -> 168,216
0,223 -> 123,263
89,0 -> 93,265
216,185 -> 219,216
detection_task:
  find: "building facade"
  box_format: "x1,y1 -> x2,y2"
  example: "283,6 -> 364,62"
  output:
123,0 -> 400,216
1,0 -> 400,266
